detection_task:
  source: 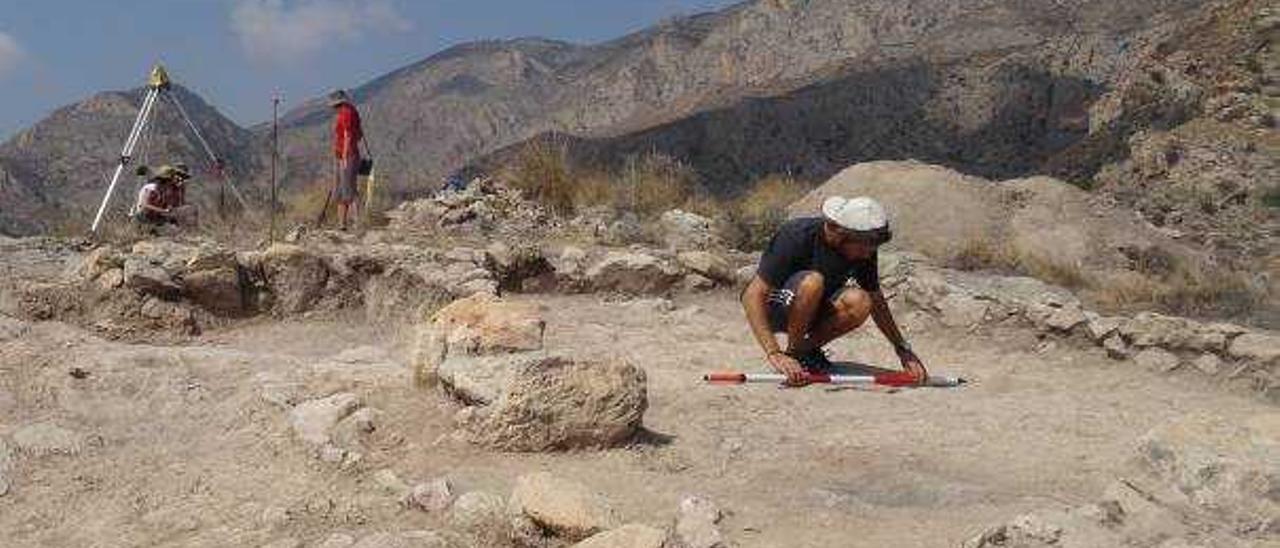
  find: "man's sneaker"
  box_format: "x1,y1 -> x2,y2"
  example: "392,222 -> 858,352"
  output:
792,348 -> 836,372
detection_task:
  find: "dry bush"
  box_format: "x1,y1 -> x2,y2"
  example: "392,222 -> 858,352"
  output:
504,139 -> 575,216
283,180 -> 334,224
720,174 -> 814,250
571,172 -> 616,210
1092,261 -> 1263,319
613,153 -> 698,217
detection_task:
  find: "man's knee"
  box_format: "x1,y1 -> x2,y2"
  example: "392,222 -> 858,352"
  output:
834,288 -> 872,324
793,271 -> 825,299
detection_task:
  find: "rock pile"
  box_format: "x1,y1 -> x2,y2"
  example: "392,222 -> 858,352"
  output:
413,293 -> 648,451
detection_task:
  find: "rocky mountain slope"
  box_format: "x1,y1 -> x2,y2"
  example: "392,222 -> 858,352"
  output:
272,0 -> 1213,194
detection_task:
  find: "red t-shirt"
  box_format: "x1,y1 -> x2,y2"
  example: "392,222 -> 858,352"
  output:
333,104 -> 363,159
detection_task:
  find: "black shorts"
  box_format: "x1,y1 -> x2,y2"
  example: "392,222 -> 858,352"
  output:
766,271 -> 855,333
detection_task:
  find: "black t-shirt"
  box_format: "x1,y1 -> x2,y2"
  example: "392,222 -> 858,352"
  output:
757,217 -> 879,298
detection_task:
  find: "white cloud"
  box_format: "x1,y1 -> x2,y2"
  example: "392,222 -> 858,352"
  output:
230,0 -> 412,64
0,32 -> 23,79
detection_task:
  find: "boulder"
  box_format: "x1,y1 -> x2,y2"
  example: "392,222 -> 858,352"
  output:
448,491 -> 510,543
1119,313 -> 1194,349
437,352 -> 546,406
123,256 -> 180,297
676,251 -> 734,284
288,393 -> 360,446
412,293 -> 545,387
485,242 -> 552,292
584,252 -> 683,295
259,244 -> 329,314
181,266 -> 243,314
671,496 -> 725,548
1084,315 -> 1123,342
659,209 -> 721,250
77,245 -> 124,281
1227,332 -> 1280,364
1044,305 -> 1087,333
572,524 -> 667,548
511,472 -> 621,541
465,355 -> 647,451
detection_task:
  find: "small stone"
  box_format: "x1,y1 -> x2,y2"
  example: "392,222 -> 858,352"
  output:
1134,348 -> 1181,372
573,523 -> 668,548
1085,315 -> 1123,342
12,421 -> 84,457
315,533 -> 357,548
1044,306 -> 1087,332
1103,335 -> 1130,360
372,469 -> 410,498
1191,354 -> 1222,376
674,495 -> 724,548
407,477 -> 454,513
288,393 -> 361,446
682,273 -> 716,291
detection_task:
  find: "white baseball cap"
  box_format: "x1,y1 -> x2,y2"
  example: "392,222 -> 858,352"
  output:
822,196 -> 889,231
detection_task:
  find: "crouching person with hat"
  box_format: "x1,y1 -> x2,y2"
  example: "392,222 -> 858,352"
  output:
133,164 -> 199,229
740,196 -> 927,386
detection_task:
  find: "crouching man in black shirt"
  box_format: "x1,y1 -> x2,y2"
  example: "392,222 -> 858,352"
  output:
740,196 -> 927,386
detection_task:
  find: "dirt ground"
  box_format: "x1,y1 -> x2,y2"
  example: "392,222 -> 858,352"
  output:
0,291 -> 1271,547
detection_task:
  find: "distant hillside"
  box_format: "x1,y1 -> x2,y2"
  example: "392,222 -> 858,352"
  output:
0,85 -> 259,235
271,0 -> 1211,197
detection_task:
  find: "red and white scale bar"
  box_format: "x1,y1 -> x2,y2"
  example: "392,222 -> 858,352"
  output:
703,371 -> 966,388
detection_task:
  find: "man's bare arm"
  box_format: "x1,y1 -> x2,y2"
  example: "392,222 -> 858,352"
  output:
869,290 -> 928,381
741,276 -> 806,384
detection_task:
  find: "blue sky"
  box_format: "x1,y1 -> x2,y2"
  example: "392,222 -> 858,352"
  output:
0,0 -> 738,138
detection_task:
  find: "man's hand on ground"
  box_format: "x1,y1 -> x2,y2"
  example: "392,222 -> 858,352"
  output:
898,350 -> 928,385
768,352 -> 808,386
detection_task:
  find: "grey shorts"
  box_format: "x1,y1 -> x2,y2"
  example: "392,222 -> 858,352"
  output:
336,158 -> 360,204
767,271 -> 853,333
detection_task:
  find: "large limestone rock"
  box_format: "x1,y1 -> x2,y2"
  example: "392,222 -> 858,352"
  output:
510,472 -> 622,541
465,355 -> 648,451
447,491 -> 511,545
584,252 -> 683,295
789,161 -> 1197,280
412,293 -> 545,387
258,244 -> 329,314
1227,332 -> 1280,364
123,256 -> 180,297
658,209 -> 721,250
676,251 -> 734,284
181,261 -> 243,315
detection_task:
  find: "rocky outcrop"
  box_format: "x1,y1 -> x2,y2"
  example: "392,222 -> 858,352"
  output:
887,252 -> 1280,402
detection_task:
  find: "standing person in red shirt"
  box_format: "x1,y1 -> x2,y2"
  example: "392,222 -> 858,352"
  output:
329,89 -> 363,230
